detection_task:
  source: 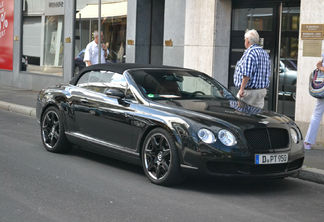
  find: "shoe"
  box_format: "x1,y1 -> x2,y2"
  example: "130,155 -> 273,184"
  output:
304,142 -> 311,150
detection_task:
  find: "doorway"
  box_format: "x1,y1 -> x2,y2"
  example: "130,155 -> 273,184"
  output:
135,0 -> 165,65
229,0 -> 300,119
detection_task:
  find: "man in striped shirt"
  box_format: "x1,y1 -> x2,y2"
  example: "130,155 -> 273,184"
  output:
233,29 -> 271,109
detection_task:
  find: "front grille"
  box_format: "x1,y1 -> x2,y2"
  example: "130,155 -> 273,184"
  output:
244,128 -> 289,150
206,161 -> 286,175
244,128 -> 270,150
251,164 -> 287,174
268,128 -> 289,149
206,162 -> 249,174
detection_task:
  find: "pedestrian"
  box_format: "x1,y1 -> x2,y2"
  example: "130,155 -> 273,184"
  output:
84,31 -> 108,67
304,60 -> 324,150
233,29 -> 271,109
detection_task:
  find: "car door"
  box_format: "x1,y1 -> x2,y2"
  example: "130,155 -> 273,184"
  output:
68,70 -> 106,137
71,70 -> 142,151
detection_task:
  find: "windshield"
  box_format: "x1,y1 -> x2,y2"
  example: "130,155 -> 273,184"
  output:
129,69 -> 235,100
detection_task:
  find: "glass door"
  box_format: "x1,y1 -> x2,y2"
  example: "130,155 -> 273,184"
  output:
229,1 -> 300,119
277,7 -> 300,118
229,6 -> 279,111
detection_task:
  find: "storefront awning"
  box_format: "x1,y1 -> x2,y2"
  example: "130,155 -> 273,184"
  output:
76,2 -> 127,19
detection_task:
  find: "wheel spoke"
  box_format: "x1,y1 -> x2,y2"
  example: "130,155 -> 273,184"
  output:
150,136 -> 159,150
45,114 -> 51,122
44,115 -> 52,127
147,160 -> 156,172
44,132 -> 50,143
162,149 -> 170,159
50,137 -> 56,147
159,137 -> 165,150
53,120 -> 59,127
53,132 -> 59,140
145,150 -> 155,159
49,112 -> 54,123
161,161 -> 169,173
43,127 -> 51,133
156,164 -> 162,179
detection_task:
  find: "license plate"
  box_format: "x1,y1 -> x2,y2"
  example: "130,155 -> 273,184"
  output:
255,153 -> 288,165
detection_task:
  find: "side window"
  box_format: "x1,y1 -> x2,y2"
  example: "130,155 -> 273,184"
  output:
77,72 -> 90,86
76,71 -> 135,100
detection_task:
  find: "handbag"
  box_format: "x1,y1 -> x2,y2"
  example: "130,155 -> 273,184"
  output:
309,68 -> 324,98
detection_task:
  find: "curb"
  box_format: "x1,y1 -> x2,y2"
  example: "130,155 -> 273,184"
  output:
294,166 -> 324,185
0,101 -> 36,118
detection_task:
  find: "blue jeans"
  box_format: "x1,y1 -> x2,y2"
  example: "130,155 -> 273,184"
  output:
305,99 -> 324,144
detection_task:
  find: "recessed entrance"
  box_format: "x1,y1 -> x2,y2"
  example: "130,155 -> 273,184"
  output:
229,0 -> 300,119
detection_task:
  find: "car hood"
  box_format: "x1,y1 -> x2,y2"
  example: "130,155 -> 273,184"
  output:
151,99 -> 292,129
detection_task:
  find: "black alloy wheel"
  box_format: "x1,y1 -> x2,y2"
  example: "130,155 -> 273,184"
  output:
41,106 -> 70,153
142,128 -> 183,186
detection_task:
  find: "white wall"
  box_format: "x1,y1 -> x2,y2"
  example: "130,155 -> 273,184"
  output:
163,0 -> 186,67
183,0 -> 216,75
24,0 -> 45,15
125,0 -> 136,63
163,0 -> 231,87
295,0 -> 324,144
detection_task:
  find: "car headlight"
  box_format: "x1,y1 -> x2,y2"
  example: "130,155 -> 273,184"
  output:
290,128 -> 299,144
197,129 -> 216,144
218,129 -> 237,146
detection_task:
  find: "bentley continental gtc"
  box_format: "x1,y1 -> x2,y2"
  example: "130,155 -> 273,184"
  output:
36,64 -> 304,186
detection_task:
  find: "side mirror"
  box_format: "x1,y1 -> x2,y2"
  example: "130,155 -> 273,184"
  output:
279,67 -> 284,73
105,88 -> 125,99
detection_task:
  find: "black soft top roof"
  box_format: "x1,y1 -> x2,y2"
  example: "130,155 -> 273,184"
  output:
69,63 -> 188,85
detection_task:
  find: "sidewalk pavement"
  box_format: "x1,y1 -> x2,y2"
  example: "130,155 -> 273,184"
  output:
0,84 -> 323,184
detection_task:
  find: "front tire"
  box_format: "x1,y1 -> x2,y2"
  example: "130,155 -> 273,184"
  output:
141,128 -> 183,186
41,106 -> 71,153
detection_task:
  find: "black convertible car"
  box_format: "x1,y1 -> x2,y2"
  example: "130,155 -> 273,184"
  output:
36,63 -> 304,185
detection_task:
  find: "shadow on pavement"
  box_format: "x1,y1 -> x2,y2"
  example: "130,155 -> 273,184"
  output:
61,146 -> 306,194
67,146 -> 144,175
174,176 -> 304,195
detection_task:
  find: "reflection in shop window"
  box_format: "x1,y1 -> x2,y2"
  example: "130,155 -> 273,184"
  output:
44,16 -> 64,72
232,8 -> 273,31
278,7 -> 300,118
22,0 -> 64,75
75,0 -> 127,73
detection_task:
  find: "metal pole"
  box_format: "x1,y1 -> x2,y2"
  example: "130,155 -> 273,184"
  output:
79,13 -> 82,52
98,0 -> 101,64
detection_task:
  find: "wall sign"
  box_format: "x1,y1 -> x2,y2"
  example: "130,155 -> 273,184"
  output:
0,0 -> 14,71
303,40 -> 322,57
301,24 -> 324,40
45,0 -> 64,16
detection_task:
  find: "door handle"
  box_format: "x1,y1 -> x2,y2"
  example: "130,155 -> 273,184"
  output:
80,98 -> 89,104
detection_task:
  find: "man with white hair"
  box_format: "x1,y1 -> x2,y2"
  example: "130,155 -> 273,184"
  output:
84,31 -> 108,67
233,29 -> 271,109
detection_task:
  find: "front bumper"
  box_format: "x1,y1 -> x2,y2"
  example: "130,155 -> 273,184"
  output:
180,142 -> 304,178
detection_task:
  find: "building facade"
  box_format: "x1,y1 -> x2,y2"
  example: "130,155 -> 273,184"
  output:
0,0 -> 323,144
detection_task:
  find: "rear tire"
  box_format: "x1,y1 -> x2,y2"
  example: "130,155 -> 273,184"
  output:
141,128 -> 184,186
41,106 -> 71,153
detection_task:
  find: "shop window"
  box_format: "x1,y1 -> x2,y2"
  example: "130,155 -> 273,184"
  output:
75,0 -> 127,74
22,0 -> 64,76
